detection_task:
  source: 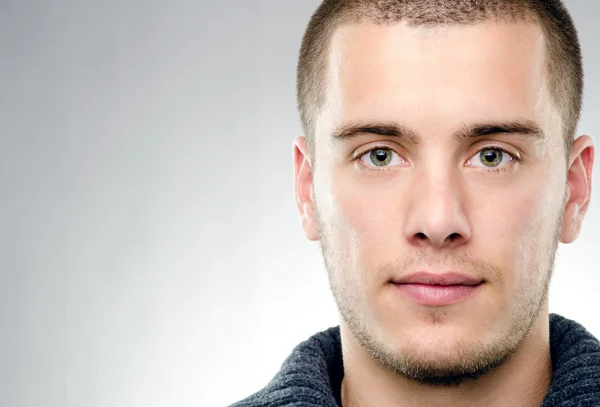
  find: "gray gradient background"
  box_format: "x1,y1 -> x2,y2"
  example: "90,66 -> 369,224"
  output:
0,1 -> 598,406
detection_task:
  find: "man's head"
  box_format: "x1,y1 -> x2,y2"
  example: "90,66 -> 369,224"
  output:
293,0 -> 594,387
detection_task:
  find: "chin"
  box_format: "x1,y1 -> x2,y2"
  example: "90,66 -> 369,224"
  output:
383,316 -> 487,356
382,331 -> 506,387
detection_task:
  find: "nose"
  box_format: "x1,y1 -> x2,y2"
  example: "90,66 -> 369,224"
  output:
404,171 -> 471,250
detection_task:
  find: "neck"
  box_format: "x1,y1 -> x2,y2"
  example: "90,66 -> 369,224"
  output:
340,310 -> 552,407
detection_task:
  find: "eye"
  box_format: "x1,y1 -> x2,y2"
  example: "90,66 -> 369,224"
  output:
359,148 -> 404,168
468,147 -> 515,169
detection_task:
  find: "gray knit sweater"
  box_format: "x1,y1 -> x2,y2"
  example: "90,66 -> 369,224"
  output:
231,314 -> 600,406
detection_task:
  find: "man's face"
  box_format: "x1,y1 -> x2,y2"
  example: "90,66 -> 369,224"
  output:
307,21 -> 571,384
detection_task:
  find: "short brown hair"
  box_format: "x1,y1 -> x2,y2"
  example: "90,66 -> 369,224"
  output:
296,0 -> 583,158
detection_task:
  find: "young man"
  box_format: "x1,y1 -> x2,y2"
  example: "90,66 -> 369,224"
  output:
232,1 -> 599,406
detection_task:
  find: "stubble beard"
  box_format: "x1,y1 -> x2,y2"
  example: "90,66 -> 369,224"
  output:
316,203 -> 564,388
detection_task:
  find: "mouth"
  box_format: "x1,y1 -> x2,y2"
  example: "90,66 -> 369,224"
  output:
391,272 -> 484,306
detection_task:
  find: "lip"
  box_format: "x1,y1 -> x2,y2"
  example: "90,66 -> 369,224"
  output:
391,272 -> 483,306
391,271 -> 483,286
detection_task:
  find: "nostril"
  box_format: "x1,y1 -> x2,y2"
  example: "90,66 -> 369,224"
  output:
416,232 -> 427,240
449,233 -> 461,241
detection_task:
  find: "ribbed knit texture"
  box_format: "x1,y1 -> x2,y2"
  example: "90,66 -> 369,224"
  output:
230,314 -> 600,407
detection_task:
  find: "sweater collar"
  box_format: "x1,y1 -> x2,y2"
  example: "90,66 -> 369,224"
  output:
261,314 -> 600,407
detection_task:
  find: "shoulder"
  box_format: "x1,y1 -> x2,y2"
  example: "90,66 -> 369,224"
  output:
542,314 -> 600,406
227,326 -> 343,407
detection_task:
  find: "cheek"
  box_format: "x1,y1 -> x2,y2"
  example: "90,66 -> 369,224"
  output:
473,172 -> 562,286
330,170 -> 405,251
314,166 -> 406,285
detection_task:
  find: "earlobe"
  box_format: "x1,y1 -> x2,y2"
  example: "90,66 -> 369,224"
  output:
301,201 -> 319,241
294,136 -> 319,241
559,135 -> 595,244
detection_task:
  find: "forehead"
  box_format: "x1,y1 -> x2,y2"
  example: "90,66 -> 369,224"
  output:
316,21 -> 560,145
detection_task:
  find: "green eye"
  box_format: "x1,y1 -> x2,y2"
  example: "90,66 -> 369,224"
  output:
479,149 -> 503,167
359,147 -> 404,169
370,149 -> 393,166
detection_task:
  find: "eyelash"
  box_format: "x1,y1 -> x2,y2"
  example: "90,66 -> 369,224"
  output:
354,145 -> 519,173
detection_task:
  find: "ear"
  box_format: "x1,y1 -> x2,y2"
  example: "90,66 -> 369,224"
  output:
294,136 -> 319,241
560,135 -> 595,243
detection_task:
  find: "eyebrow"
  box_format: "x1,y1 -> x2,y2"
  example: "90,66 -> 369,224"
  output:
453,119 -> 544,141
331,122 -> 421,143
330,119 -> 544,143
